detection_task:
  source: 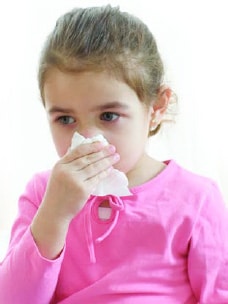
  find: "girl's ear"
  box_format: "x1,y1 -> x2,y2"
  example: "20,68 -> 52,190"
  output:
149,86 -> 172,131
153,86 -> 172,114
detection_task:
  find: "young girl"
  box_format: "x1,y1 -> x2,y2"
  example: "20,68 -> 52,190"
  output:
0,5 -> 227,304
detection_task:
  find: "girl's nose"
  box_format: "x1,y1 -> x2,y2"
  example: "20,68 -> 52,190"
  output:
76,126 -> 101,139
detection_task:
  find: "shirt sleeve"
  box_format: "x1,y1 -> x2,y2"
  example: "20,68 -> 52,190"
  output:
0,173 -> 64,304
188,182 -> 228,302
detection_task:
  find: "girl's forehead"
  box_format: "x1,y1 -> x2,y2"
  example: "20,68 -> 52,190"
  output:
43,68 -> 140,107
45,67 -> 111,84
44,68 -> 130,94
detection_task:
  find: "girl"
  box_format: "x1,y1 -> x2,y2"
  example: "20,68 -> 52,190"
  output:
0,5 -> 227,304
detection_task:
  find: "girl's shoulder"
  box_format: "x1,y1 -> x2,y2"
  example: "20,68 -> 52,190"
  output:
22,170 -> 51,207
129,160 -> 226,218
131,159 -> 222,200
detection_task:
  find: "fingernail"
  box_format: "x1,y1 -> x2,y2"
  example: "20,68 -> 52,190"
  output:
107,166 -> 113,173
107,145 -> 116,153
113,153 -> 120,161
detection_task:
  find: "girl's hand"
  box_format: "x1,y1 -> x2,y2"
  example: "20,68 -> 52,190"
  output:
42,141 -> 119,221
31,141 -> 119,259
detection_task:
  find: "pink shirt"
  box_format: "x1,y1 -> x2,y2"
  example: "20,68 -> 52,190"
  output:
0,160 -> 228,303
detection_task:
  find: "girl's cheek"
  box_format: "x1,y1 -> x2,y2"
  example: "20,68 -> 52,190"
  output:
54,139 -> 70,157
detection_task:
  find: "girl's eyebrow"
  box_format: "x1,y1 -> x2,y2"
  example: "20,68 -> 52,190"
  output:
48,101 -> 128,114
48,106 -> 73,114
91,101 -> 129,111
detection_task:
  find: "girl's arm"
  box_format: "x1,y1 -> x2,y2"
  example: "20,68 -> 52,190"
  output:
30,141 -> 118,259
0,142 -> 118,304
0,173 -> 63,304
188,182 -> 228,302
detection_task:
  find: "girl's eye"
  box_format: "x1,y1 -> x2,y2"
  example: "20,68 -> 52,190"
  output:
57,116 -> 75,125
100,112 -> 119,122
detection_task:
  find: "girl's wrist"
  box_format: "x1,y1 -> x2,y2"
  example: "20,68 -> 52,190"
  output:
30,202 -> 71,259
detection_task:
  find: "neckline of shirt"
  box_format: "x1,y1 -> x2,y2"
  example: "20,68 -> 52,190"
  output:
129,159 -> 176,194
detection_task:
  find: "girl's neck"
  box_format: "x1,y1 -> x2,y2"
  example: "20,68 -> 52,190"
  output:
127,154 -> 166,188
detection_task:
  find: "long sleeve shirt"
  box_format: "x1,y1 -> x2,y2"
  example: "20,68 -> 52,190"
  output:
0,160 -> 228,303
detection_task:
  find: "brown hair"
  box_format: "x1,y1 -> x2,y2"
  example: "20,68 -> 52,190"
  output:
38,5 -> 176,135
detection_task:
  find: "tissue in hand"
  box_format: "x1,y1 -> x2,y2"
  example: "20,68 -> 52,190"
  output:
70,132 -> 132,196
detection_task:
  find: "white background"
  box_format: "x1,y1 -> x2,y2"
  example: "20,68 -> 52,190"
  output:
0,0 -> 227,259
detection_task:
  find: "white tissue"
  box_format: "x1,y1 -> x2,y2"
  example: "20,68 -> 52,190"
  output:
71,133 -> 109,147
70,132 -> 132,196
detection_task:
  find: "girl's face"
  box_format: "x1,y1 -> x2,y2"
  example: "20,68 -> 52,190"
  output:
43,69 -> 154,182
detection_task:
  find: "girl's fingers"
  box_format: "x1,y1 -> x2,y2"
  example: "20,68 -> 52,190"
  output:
54,142 -> 120,197
62,142 -> 114,163
76,147 -> 118,171
85,167 -> 113,191
81,153 -> 120,180
63,144 -> 117,171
